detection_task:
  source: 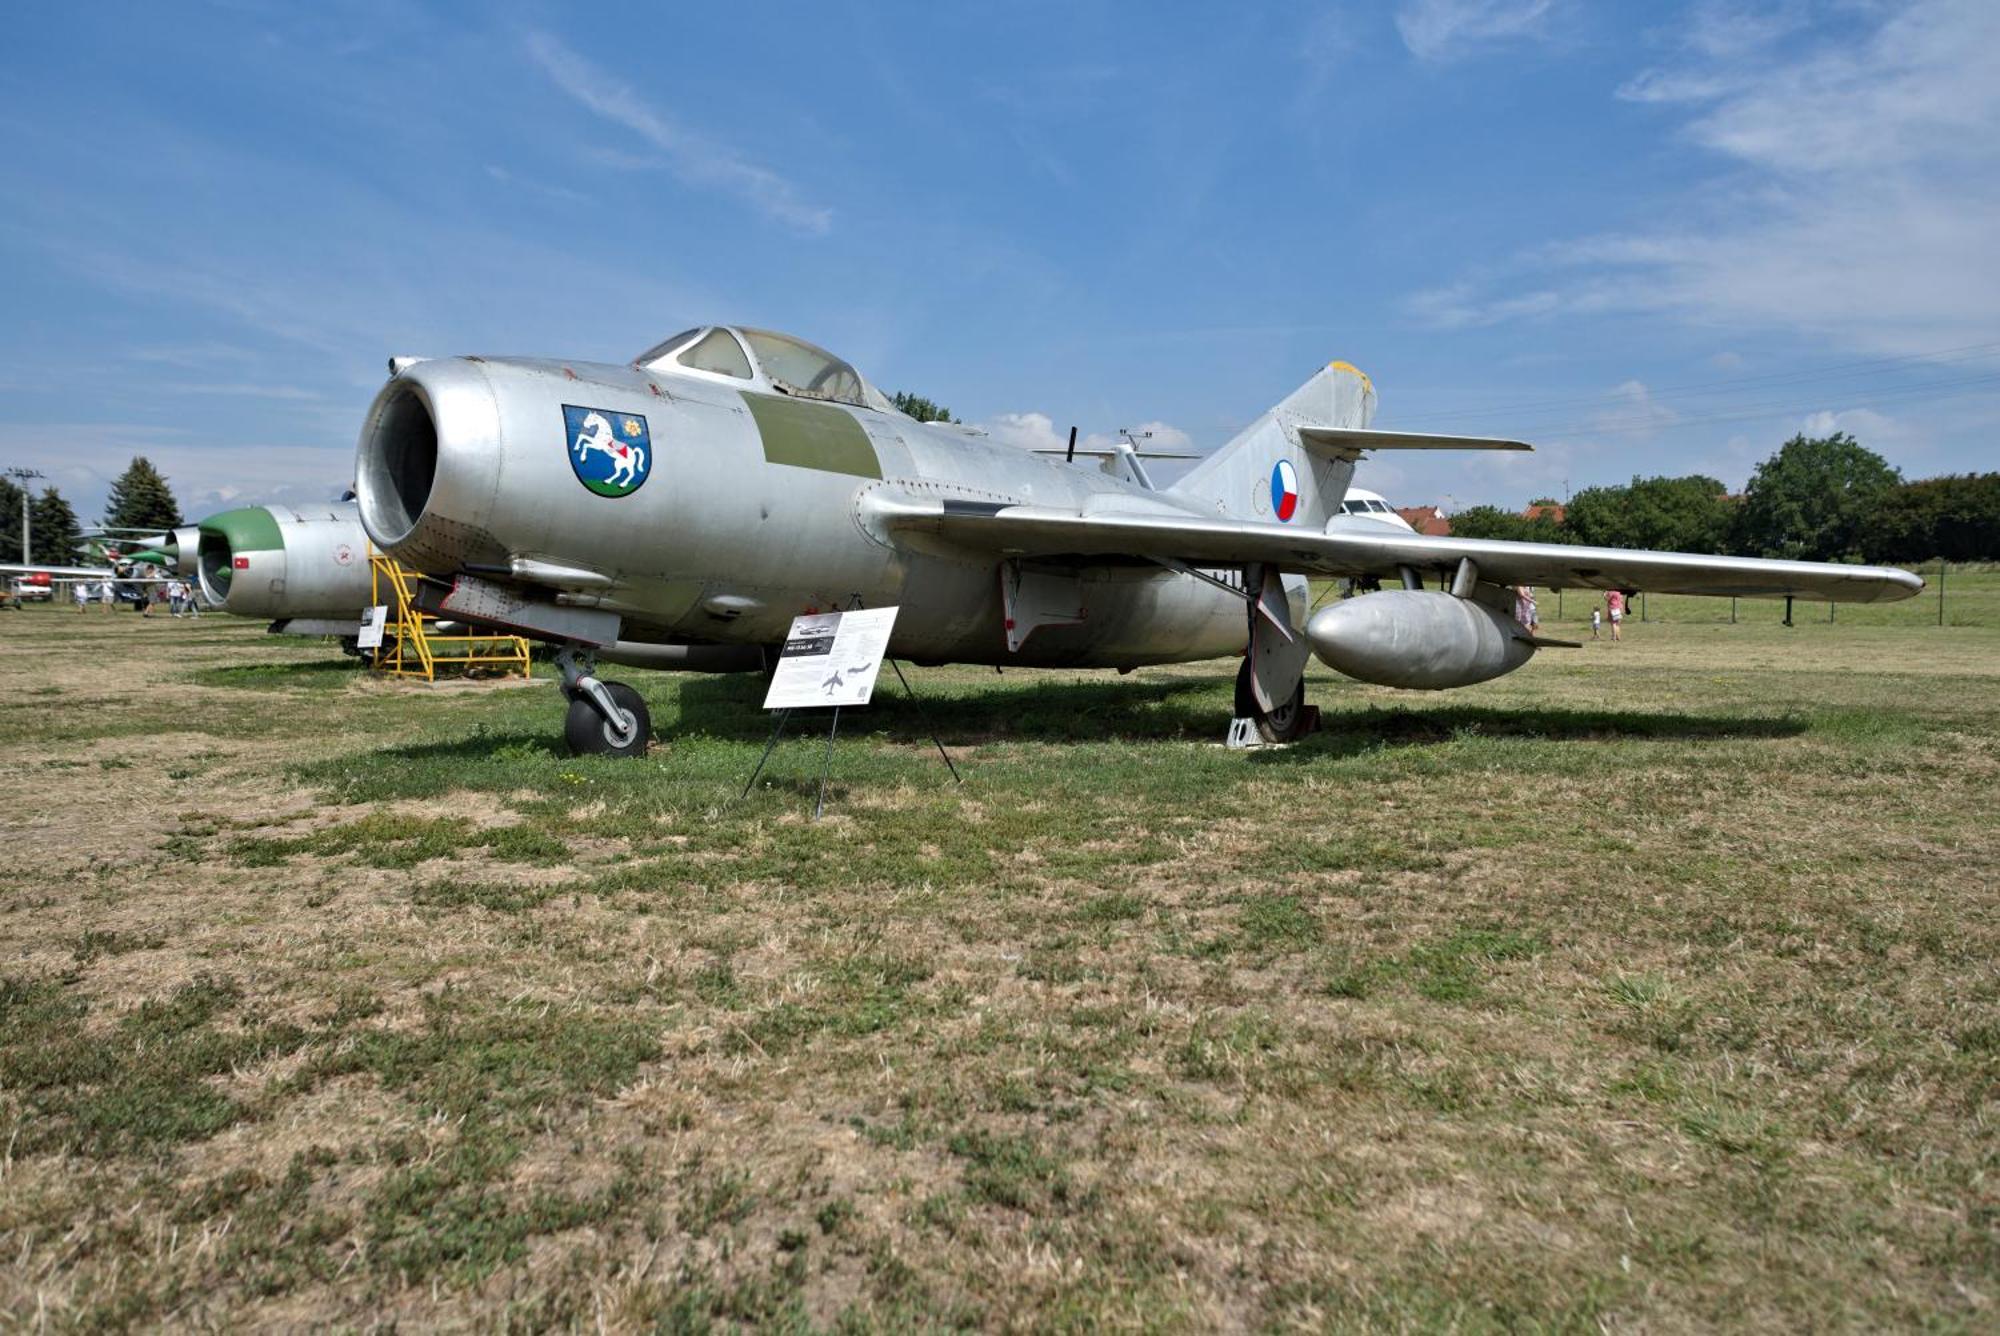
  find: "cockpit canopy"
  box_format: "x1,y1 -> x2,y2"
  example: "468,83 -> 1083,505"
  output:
634,326 -> 891,412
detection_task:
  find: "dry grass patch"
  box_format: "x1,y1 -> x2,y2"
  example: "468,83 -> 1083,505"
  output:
0,602 -> 1995,1327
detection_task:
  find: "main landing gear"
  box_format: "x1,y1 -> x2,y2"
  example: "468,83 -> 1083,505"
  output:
1235,658 -> 1309,744
555,647 -> 650,757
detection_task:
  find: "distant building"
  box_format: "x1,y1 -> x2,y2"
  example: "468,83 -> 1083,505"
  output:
1395,505 -> 1451,536
1522,502 -> 1566,524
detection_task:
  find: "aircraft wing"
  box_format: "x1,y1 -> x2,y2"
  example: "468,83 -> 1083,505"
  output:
0,563 -> 116,579
874,499 -> 1924,602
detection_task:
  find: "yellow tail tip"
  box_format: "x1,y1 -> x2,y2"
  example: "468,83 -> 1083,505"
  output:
1326,360 -> 1373,391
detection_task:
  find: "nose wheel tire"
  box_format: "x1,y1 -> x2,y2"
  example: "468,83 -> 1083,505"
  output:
1235,659 -> 1308,744
565,680 -> 651,757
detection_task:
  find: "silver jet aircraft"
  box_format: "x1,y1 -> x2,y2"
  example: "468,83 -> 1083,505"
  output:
352,325 -> 1923,756
3,505 -> 375,639
183,502 -> 374,639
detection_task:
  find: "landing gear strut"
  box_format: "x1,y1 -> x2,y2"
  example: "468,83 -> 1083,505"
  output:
555,647 -> 650,757
1235,658 -> 1309,744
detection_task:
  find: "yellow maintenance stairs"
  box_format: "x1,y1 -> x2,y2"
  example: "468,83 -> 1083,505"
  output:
368,552 -> 533,681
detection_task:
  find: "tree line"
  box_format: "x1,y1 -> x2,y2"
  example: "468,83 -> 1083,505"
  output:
1447,433 -> 1999,564
1,457 -> 184,565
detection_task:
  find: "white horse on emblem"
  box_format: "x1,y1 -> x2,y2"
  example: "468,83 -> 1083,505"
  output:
571,411 -> 646,489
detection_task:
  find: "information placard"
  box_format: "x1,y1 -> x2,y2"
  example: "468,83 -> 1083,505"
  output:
356,604 -> 389,651
762,607 -> 899,710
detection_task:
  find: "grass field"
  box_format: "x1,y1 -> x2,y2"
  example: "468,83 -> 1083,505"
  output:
1,574 -> 1995,1330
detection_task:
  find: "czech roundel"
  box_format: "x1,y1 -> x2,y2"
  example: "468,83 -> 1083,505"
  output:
562,404 -> 653,498
1269,459 -> 1300,522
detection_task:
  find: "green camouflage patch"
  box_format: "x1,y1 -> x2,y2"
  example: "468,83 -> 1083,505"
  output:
744,393 -> 881,480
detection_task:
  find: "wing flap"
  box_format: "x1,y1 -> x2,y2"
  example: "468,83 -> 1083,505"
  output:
871,497 -> 1923,603
0,563 -> 116,579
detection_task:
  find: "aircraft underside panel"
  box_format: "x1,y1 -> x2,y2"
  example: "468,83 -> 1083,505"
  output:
626,558 -> 1246,671
889,561 -> 1244,668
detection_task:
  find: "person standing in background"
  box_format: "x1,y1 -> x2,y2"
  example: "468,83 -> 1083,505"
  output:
1605,589 -> 1625,642
1514,585 -> 1540,635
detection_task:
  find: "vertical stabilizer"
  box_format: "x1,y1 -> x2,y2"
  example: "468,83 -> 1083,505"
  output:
1168,361 -> 1376,527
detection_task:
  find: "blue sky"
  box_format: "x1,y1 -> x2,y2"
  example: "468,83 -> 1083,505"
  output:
3,0 -> 1995,523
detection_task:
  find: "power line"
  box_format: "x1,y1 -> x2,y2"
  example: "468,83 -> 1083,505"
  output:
1474,371 -> 2000,440
1392,338 -> 2000,428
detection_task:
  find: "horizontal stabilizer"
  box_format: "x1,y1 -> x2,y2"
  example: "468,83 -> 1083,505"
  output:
1299,427 -> 1532,456
1033,447 -> 1203,461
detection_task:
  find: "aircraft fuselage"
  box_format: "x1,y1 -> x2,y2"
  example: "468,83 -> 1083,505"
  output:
361,355 -> 1266,668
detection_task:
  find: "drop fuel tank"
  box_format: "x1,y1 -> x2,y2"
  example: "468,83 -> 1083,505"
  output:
1305,589 -> 1535,689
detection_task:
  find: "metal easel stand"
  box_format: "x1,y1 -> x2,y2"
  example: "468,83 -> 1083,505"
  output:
740,708 -> 795,799
815,706 -> 841,820
888,659 -> 961,784
736,661 -> 960,820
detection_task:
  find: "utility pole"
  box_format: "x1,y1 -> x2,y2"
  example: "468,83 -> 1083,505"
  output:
4,467 -> 45,563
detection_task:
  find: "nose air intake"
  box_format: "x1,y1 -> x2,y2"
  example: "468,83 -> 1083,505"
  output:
355,360 -> 505,575
195,527 -> 236,604
357,379 -> 440,547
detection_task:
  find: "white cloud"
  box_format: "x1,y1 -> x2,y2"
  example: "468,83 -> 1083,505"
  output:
1796,406 -> 1913,448
484,163 -> 589,207
157,383 -> 323,401
976,413 -> 1196,459
981,411 -> 1065,453
1403,283 -> 1567,330
524,31 -> 831,235
1298,6 -> 1359,75
129,342 -> 258,368
1593,380 -> 1679,436
1395,0 -> 1556,63
0,426 -> 354,523
1406,0 -> 2000,354
1680,0 -> 1806,61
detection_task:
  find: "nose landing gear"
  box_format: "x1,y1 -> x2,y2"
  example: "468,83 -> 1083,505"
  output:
555,647 -> 651,757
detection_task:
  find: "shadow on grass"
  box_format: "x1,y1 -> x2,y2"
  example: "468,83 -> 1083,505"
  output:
188,659 -> 364,689
328,673 -> 1808,768
1249,702 -> 1809,765
674,672 -> 1229,744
